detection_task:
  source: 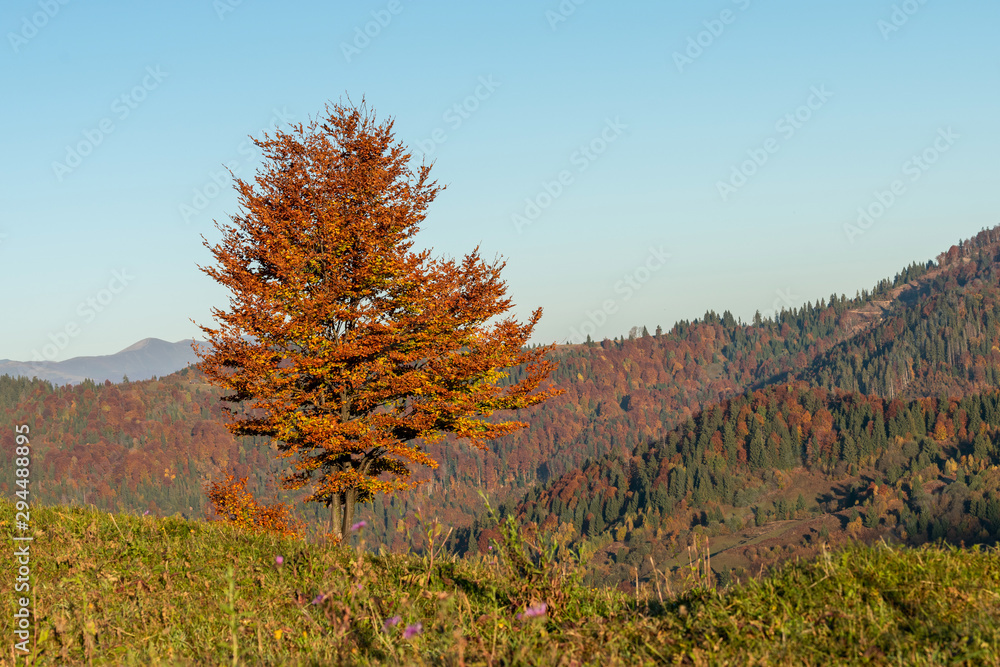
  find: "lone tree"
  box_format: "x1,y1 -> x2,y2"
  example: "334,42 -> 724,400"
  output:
194,99 -> 563,541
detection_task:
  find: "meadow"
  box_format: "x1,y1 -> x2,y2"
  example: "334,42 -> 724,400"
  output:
3,498 -> 999,665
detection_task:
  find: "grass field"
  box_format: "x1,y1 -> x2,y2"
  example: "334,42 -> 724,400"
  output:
2,499 -> 1000,665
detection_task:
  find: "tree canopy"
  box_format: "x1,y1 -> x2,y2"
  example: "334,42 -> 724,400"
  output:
194,99 -> 562,539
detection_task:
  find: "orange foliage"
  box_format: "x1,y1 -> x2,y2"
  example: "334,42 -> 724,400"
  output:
205,473 -> 303,538
934,413 -> 951,441
194,98 -> 562,538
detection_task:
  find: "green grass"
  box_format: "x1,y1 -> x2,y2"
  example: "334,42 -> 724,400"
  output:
3,499 -> 1000,665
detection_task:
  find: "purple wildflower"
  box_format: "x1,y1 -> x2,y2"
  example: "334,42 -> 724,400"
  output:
351,520 -> 367,532
275,555 -> 284,566
516,603 -> 547,620
403,622 -> 423,639
143,510 -> 150,516
382,615 -> 401,632
311,593 -> 326,605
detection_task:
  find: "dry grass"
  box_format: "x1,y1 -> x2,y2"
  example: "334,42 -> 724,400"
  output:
2,499 -> 999,665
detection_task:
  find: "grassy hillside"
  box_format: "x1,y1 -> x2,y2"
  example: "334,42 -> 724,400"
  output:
2,500 -> 1000,665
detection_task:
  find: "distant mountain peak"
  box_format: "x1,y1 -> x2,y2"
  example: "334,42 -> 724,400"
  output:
0,338 -> 207,386
118,337 -> 170,354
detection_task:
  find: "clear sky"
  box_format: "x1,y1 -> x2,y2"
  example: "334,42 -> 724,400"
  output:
2,0 -> 997,361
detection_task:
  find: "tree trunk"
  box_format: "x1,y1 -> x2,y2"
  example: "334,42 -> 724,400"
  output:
340,488 -> 357,539
328,498 -> 341,542
327,489 -> 358,542
328,452 -> 380,542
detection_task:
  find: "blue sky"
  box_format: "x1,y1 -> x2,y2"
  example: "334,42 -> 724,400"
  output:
2,0 -> 997,361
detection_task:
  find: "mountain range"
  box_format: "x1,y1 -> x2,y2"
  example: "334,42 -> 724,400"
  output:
0,338 -> 206,386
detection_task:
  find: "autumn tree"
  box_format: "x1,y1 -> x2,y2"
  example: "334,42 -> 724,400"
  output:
194,98 -> 563,541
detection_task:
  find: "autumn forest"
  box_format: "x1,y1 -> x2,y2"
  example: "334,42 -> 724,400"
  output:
4,225 -> 1000,589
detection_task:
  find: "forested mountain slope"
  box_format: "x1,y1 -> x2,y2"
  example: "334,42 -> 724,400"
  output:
509,381 -> 1000,584
797,233 -> 1000,398
400,227 -> 998,542
0,370 -> 293,522
379,250 -> 949,540
4,227 -> 1000,560
494,227 -> 1000,584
